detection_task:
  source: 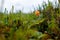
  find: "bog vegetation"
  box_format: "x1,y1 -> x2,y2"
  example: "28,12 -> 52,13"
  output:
0,0 -> 60,40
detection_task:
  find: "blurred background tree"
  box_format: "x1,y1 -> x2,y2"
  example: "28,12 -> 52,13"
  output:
58,0 -> 60,3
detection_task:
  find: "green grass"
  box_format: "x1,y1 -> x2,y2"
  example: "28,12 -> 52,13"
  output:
0,1 -> 60,40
